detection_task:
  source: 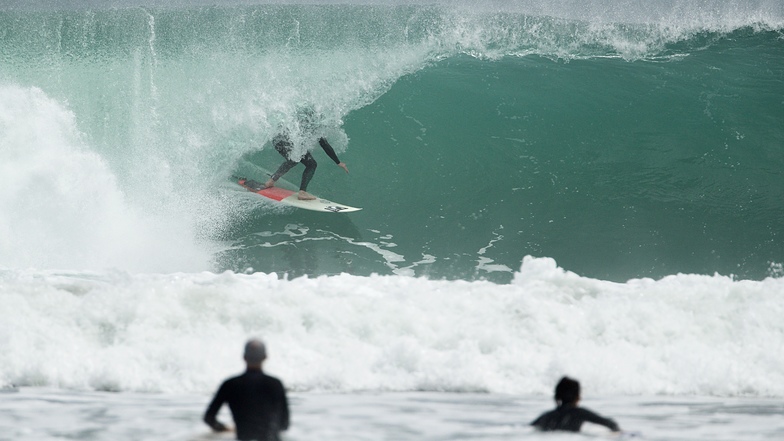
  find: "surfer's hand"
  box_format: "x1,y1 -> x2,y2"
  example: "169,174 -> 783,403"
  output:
210,422 -> 230,433
338,162 -> 349,173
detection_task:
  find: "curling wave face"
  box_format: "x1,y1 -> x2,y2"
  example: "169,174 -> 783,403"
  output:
1,2 -> 782,280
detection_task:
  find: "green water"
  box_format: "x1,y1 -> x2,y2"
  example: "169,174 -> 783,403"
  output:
1,4 -> 782,281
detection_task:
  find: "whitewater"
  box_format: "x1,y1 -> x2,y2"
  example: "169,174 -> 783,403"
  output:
2,256 -> 783,396
1,0 -> 783,439
2,258 -> 783,440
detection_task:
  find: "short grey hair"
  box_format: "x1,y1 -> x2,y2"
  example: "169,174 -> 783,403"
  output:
244,339 -> 267,363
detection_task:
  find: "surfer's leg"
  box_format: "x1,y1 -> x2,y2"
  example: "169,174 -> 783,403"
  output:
299,153 -> 318,191
297,153 -> 318,200
267,160 -> 298,187
265,136 -> 297,187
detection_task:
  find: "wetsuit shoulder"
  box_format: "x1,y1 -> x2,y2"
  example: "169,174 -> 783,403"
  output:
531,405 -> 617,432
531,407 -> 577,431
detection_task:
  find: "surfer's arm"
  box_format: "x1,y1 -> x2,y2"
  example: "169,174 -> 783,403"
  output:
318,138 -> 340,164
276,379 -> 291,431
203,384 -> 230,432
318,138 -> 346,166
318,138 -> 349,173
578,408 -> 620,432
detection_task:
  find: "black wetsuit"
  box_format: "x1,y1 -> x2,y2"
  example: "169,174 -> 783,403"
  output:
531,404 -> 620,432
204,368 -> 289,441
270,133 -> 341,191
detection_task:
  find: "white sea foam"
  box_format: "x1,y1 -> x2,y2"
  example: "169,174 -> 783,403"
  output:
1,256 -> 781,397
0,85 -> 213,273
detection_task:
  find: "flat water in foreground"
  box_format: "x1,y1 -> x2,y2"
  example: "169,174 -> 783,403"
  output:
1,389 -> 781,441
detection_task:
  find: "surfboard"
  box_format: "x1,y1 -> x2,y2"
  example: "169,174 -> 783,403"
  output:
236,177 -> 361,213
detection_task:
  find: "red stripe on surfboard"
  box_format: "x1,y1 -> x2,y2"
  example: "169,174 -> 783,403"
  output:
256,186 -> 294,201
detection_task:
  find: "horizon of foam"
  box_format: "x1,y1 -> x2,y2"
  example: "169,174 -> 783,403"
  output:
1,256 -> 782,396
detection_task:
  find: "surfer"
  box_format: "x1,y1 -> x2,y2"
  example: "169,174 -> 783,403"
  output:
531,376 -> 620,433
204,339 -> 289,441
264,108 -> 349,200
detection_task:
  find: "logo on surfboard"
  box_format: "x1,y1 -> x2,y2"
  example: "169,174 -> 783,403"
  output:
324,206 -> 349,212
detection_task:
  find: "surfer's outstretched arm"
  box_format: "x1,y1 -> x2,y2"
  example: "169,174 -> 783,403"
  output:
319,138 -> 349,173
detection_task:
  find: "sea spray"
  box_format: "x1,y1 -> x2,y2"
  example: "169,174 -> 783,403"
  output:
0,85 -> 213,272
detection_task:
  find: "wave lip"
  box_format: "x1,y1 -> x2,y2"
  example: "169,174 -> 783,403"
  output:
2,3 -> 782,62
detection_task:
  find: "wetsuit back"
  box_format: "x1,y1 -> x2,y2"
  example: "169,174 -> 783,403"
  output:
204,369 -> 289,441
531,404 -> 619,432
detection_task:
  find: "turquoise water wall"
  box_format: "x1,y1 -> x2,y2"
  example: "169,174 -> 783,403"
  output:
1,3 -> 782,281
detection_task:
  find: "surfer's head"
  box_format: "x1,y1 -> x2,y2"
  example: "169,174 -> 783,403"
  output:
554,376 -> 580,406
243,338 -> 267,366
295,105 -> 320,132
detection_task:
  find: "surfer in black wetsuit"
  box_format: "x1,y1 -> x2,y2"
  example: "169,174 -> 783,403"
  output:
204,339 -> 289,441
531,376 -> 620,433
264,108 -> 349,200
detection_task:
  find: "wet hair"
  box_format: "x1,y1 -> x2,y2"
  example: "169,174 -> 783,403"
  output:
244,339 -> 267,364
554,376 -> 580,405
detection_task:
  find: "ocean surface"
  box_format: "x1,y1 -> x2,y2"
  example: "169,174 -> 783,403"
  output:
1,0 -> 783,440
2,389 -> 783,441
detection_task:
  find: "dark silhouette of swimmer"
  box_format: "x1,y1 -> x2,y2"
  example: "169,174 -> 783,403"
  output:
204,339 -> 289,441
264,108 -> 349,200
531,376 -> 620,433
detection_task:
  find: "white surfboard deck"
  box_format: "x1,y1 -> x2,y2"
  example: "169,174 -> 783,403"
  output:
237,178 -> 361,213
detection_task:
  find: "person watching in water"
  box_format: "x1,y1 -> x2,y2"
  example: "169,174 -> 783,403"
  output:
264,108 -> 349,200
531,376 -> 620,433
204,339 -> 289,441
